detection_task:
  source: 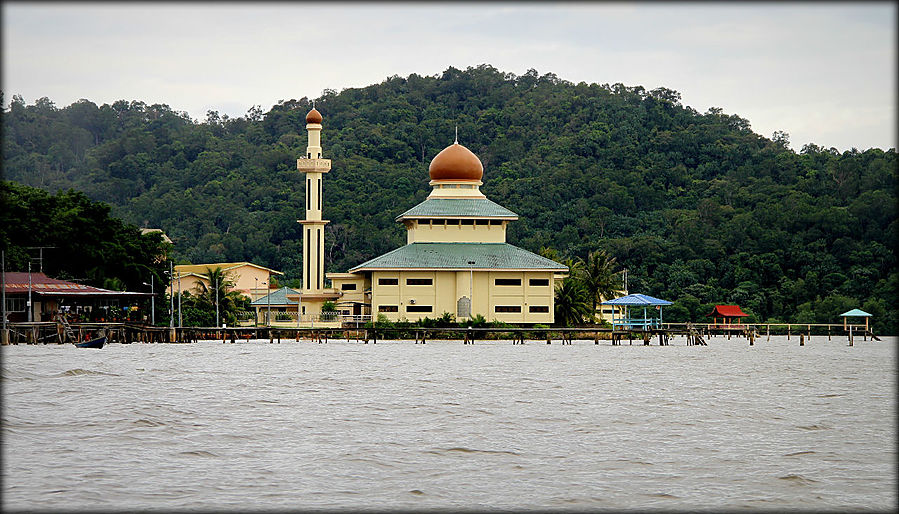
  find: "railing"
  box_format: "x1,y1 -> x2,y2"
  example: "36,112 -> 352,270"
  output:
611,317 -> 662,330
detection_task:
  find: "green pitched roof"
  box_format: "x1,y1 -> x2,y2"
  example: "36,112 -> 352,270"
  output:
396,198 -> 518,220
251,287 -> 301,306
349,243 -> 568,272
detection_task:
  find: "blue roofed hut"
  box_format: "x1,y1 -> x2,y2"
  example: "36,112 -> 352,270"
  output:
601,293 -> 673,330
840,308 -> 872,332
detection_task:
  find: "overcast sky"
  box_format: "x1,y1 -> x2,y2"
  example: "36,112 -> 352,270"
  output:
3,2 -> 896,152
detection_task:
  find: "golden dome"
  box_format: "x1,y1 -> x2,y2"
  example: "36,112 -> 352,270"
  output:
428,143 -> 483,181
305,108 -> 322,124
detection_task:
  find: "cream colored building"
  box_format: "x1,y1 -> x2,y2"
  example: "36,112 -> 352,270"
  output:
309,113 -> 567,324
168,262 -> 282,300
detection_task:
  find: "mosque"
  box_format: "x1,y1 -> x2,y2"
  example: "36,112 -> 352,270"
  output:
291,107 -> 567,325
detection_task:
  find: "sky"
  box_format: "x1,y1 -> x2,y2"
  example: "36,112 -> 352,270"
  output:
2,2 -> 896,152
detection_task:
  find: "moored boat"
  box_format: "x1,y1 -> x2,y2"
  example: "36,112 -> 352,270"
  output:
75,336 -> 106,349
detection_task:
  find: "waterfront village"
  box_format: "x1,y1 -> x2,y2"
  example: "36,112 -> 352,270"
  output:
1,108 -> 879,345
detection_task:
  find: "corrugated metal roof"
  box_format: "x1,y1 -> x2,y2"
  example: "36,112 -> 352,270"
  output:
251,287 -> 301,306
602,293 -> 672,306
396,198 -> 518,220
349,243 -> 568,271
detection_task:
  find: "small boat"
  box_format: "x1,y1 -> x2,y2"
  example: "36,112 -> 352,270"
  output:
75,336 -> 106,349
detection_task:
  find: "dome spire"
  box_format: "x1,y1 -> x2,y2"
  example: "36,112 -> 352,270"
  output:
454,125 -> 458,144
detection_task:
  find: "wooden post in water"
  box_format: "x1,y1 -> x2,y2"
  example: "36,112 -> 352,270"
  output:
767,324 -> 770,341
787,325 -> 791,340
849,325 -> 853,346
799,333 -> 804,346
828,325 -> 831,341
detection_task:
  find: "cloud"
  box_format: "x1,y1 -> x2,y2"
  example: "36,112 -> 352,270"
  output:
2,2 -> 895,150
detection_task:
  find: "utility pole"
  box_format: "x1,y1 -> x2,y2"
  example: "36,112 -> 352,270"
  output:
468,260 -> 475,320
26,246 -> 56,274
2,250 -> 7,344
27,261 -> 33,323
143,278 -> 155,325
215,277 -> 220,328
178,271 -> 182,327
169,261 -> 174,328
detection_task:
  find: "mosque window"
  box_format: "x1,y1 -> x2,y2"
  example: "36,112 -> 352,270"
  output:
378,305 -> 399,312
461,219 -> 474,225
378,278 -> 398,286
341,283 -> 357,291
447,219 -> 460,225
407,278 -> 433,286
529,306 -> 549,313
476,220 -> 489,225
529,279 -> 550,287
489,220 -> 503,225
495,278 -> 521,286
495,305 -> 522,313
406,305 -> 433,313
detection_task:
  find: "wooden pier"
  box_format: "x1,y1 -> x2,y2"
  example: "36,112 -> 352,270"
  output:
0,321 -> 879,346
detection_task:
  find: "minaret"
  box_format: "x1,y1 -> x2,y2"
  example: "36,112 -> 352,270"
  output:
297,107 -> 330,293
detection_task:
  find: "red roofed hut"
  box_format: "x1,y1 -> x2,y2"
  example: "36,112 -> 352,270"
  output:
707,305 -> 749,329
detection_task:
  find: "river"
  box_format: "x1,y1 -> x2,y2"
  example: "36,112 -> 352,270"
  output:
2,334 -> 896,511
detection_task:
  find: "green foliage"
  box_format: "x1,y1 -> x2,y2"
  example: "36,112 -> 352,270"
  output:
0,181 -> 170,298
554,277 -> 593,326
459,314 -> 488,328
2,65 -> 897,334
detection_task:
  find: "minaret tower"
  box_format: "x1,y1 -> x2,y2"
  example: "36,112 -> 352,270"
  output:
297,107 -> 330,293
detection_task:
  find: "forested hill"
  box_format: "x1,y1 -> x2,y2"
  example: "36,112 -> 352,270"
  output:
2,65 -> 897,331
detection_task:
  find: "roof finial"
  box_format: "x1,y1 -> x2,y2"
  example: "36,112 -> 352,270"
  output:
312,99 -> 316,109
454,125 -> 458,144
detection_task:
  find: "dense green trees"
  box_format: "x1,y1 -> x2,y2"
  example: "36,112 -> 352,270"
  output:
2,65 -> 896,332
0,180 -> 171,313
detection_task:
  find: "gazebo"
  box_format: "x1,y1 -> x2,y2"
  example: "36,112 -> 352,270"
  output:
601,293 -> 672,330
707,305 -> 749,329
839,308 -> 872,332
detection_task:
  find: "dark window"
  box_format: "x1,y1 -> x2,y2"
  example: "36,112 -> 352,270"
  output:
378,278 -> 399,286
406,305 -> 433,313
529,306 -> 549,313
490,220 -> 502,225
529,278 -> 550,287
461,219 -> 474,225
341,283 -> 357,291
476,219 -> 489,225
495,278 -> 521,286
318,178 -> 322,210
378,305 -> 399,312
495,305 -> 522,313
447,219 -> 460,225
407,278 -> 433,286
306,178 -> 311,210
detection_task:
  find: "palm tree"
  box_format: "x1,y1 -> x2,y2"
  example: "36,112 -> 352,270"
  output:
580,250 -> 623,318
554,277 -> 592,327
539,246 -> 560,262
197,267 -> 247,325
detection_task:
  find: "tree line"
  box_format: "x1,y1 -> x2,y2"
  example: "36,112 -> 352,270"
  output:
2,64 -> 896,333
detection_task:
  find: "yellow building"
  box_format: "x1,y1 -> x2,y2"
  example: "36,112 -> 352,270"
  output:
305,109 -> 567,325
168,262 -> 282,300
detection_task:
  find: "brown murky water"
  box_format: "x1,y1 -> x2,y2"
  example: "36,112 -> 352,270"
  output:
3,335 -> 896,511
